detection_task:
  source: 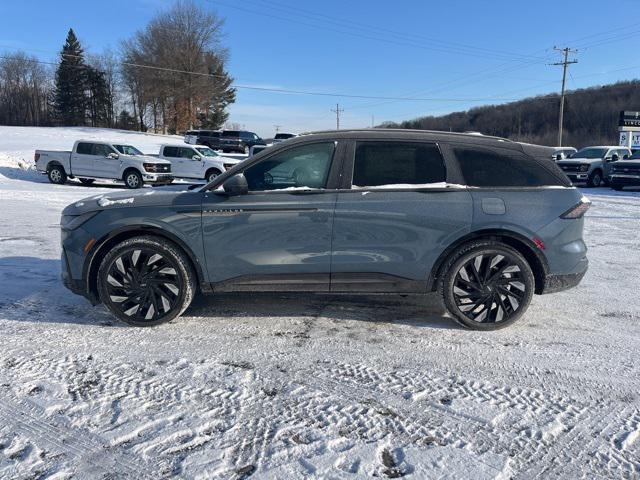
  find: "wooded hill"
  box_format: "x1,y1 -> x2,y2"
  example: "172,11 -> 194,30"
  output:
381,80 -> 640,148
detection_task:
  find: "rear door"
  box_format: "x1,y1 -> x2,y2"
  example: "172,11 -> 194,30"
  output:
201,141 -> 342,291
330,139 -> 472,292
162,146 -> 186,178
70,142 -> 95,176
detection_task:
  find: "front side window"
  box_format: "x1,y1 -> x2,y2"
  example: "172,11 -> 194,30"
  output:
92,144 -> 115,157
195,146 -> 218,157
179,147 -> 196,159
352,142 -> 446,188
454,147 -> 563,187
243,142 -> 335,191
76,142 -> 93,155
114,145 -> 142,156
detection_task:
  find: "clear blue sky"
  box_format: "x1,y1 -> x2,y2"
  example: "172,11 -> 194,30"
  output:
1,0 -> 639,137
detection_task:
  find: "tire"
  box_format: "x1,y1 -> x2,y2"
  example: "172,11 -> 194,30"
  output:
205,168 -> 222,183
586,170 -> 602,188
79,178 -> 95,186
611,184 -> 624,191
47,165 -> 67,185
439,240 -> 535,330
124,169 -> 143,189
97,236 -> 196,327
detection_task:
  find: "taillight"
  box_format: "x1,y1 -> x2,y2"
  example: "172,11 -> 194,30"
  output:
34,153 -> 40,162
560,196 -> 591,219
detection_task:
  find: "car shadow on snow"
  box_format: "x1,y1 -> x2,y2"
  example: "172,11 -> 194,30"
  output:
186,292 -> 462,330
0,256 -> 460,330
0,256 -> 123,327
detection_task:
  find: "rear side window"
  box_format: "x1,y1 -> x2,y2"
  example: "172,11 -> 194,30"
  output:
163,146 -> 179,157
76,142 -> 93,155
223,131 -> 240,137
352,142 -> 446,187
454,147 -> 564,187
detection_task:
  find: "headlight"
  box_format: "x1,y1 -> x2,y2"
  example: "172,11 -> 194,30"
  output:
60,211 -> 99,231
580,164 -> 590,172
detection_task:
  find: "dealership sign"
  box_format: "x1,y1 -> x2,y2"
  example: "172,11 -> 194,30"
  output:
619,111 -> 640,127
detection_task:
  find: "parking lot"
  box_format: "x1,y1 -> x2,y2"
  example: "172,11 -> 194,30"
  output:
1,149 -> 639,478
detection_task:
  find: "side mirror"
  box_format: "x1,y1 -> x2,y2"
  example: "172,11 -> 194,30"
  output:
222,173 -> 248,196
611,154 -> 619,162
107,152 -> 119,160
555,154 -> 562,161
192,155 -> 201,161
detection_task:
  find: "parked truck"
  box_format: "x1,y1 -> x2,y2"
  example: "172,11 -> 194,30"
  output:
158,144 -> 242,182
35,141 -> 173,189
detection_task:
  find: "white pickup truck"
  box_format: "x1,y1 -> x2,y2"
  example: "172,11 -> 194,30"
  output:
158,144 -> 242,182
35,140 -> 173,189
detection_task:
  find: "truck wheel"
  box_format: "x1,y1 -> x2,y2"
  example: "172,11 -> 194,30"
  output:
586,170 -> 602,188
96,236 -> 196,326
205,168 -> 222,183
79,178 -> 95,185
124,170 -> 143,189
439,240 -> 534,330
48,165 -> 67,185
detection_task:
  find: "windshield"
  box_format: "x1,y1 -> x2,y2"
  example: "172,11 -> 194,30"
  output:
113,145 -> 143,155
629,150 -> 640,159
195,146 -> 218,157
570,148 -> 608,159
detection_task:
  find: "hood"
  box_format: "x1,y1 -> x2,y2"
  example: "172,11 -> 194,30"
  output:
557,157 -> 599,164
123,154 -> 170,164
62,185 -> 199,216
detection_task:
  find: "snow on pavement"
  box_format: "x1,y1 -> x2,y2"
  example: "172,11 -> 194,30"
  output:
0,127 -> 639,478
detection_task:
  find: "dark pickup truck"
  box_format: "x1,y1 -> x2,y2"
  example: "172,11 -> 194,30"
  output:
610,155 -> 640,190
219,130 -> 266,154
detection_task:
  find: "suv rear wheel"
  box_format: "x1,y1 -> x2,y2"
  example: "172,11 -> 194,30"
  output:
439,240 -> 534,330
97,236 -> 196,326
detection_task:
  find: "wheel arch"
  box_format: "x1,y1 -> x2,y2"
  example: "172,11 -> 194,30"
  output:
427,228 -> 549,294
84,225 -> 208,302
121,166 -> 142,179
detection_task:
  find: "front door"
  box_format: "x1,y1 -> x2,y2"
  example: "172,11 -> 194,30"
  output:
330,140 -> 473,292
201,141 -> 339,291
91,143 -> 120,178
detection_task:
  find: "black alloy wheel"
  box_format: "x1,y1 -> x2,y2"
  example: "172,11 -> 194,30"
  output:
441,241 -> 534,330
97,237 -> 195,326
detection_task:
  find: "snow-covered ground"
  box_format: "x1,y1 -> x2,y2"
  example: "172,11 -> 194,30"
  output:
0,127 -> 639,478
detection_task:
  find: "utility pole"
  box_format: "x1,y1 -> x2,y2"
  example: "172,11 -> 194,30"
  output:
331,103 -> 344,130
551,47 -> 578,147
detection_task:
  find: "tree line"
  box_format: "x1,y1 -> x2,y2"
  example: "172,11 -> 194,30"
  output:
0,0 -> 235,134
381,80 -> 640,148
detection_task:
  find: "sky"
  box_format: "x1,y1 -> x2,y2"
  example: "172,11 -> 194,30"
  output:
1,0 -> 640,137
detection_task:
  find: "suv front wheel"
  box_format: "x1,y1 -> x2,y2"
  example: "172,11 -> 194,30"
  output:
439,241 -> 534,330
97,236 -> 196,326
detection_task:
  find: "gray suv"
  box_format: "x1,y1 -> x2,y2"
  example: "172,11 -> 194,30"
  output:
60,130 -> 589,330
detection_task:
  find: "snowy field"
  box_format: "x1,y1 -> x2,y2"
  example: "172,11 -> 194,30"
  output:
0,127 -> 639,479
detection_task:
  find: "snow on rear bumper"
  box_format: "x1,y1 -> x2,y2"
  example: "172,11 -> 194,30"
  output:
540,256 -> 588,294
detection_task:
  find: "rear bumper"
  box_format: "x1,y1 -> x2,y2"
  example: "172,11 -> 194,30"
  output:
540,257 -> 588,294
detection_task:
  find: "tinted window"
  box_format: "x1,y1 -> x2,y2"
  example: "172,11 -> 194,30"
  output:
352,142 -> 446,187
185,130 -> 197,136
222,131 -> 240,137
243,142 -> 335,191
76,142 -> 93,155
163,146 -> 179,158
454,147 -> 563,187
195,146 -> 218,157
570,147 -> 608,159
179,147 -> 196,159
114,145 -> 142,155
92,144 -> 114,157
275,133 -> 295,139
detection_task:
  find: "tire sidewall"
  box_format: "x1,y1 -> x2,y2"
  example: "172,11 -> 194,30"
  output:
97,236 -> 195,327
125,170 -> 142,189
441,242 -> 535,330
48,166 -> 66,184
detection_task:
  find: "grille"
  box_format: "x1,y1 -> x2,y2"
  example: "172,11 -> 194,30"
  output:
559,164 -> 581,173
613,164 -> 640,174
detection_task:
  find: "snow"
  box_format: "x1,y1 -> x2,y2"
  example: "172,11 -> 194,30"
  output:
1,127 -> 640,478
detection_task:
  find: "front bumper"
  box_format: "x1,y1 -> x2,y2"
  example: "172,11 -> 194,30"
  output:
565,173 -> 589,182
143,174 -> 173,184
610,174 -> 640,186
540,256 -> 588,294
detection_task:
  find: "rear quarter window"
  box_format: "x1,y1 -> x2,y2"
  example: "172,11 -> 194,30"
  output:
454,146 -> 566,187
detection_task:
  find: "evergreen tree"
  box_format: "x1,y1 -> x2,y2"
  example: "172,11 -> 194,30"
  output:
197,58 -> 236,129
86,65 -> 110,127
54,29 -> 87,126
